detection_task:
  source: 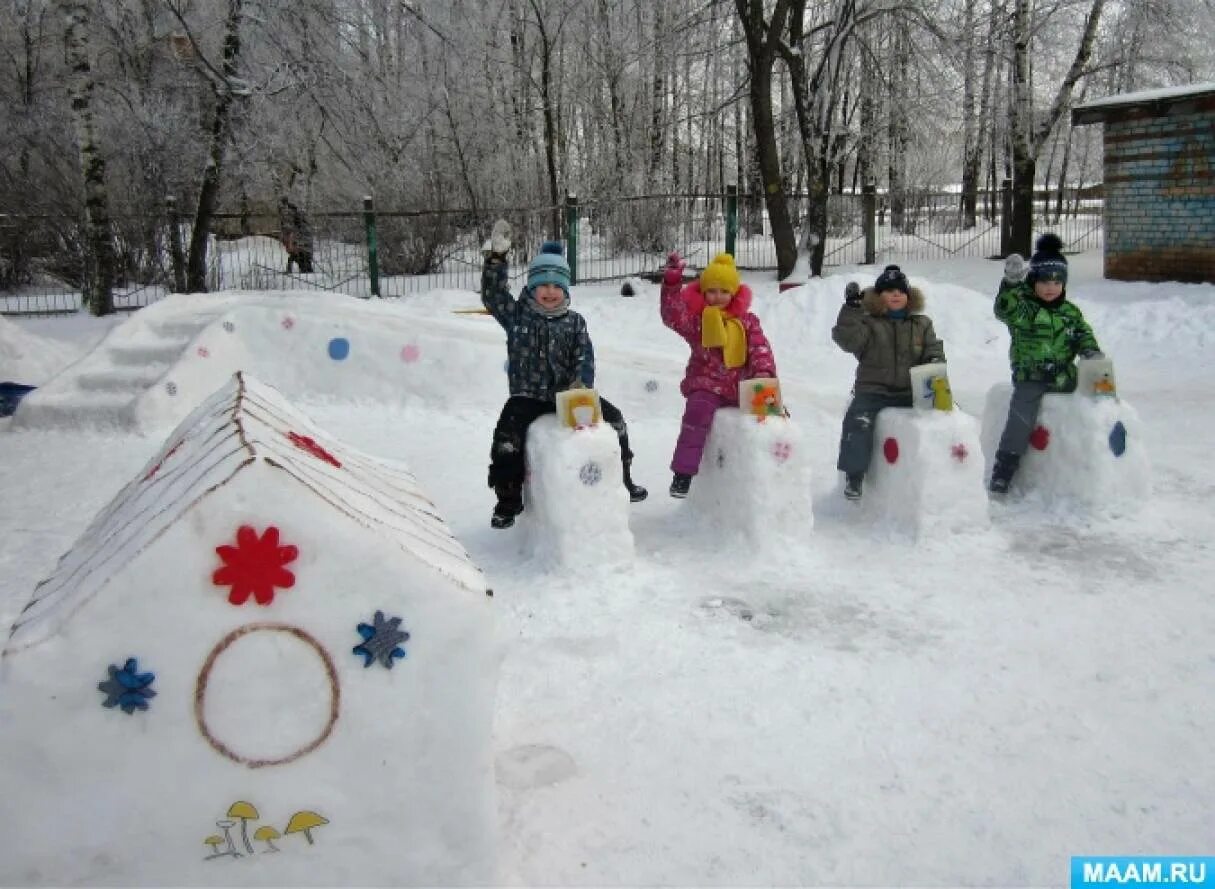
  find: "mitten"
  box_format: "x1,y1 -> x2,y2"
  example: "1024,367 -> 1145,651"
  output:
663,250 -> 686,286
482,219 -> 512,259
1080,350 -> 1105,360
1003,253 -> 1027,283
844,281 -> 861,306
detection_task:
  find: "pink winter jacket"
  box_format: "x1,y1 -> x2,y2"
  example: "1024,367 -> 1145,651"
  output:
660,277 -> 777,402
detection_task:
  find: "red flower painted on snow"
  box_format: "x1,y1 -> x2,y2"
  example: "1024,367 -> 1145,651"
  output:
281,316 -> 295,330
771,441 -> 793,464
1029,425 -> 1051,451
212,525 -> 299,606
950,442 -> 969,463
287,431 -> 342,468
197,346 -> 210,358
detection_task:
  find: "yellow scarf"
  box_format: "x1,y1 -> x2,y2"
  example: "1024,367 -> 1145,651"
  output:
702,306 -> 747,368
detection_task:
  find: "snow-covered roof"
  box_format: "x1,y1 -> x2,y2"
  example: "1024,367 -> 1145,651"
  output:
5,372 -> 487,653
1073,82 -> 1215,125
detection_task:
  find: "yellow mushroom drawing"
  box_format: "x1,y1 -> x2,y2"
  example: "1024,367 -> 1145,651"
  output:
253,825 -> 282,853
226,801 -> 260,854
284,810 -> 329,845
203,835 -> 224,857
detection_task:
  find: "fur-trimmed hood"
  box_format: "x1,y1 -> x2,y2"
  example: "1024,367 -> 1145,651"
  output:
680,280 -> 754,317
862,285 -> 925,316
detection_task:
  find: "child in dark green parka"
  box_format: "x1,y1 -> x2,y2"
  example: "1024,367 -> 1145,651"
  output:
989,234 -> 1104,494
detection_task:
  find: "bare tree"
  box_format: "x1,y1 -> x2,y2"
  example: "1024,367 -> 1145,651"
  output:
60,0 -> 115,314
1008,0 -> 1105,256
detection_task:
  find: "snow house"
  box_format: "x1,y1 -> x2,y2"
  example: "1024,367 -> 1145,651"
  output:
0,372 -> 499,887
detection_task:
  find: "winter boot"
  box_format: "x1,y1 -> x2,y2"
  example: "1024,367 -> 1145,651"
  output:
844,473 -> 864,501
669,472 -> 692,499
623,461 -> 648,502
988,451 -> 1021,495
491,482 -> 524,529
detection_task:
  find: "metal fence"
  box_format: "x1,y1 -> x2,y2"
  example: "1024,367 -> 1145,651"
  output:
1,185 -> 1104,315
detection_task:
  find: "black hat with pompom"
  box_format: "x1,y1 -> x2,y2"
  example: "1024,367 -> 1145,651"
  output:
1028,234 -> 1067,285
873,264 -> 910,295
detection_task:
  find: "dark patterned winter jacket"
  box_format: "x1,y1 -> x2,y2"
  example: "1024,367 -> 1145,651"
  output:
994,279 -> 1100,392
481,258 -> 594,401
832,285 -> 945,395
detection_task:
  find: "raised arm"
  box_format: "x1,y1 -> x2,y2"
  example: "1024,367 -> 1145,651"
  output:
831,283 -> 870,356
480,255 -> 518,329
659,252 -> 699,340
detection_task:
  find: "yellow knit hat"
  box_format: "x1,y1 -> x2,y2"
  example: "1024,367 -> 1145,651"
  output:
700,253 -> 741,295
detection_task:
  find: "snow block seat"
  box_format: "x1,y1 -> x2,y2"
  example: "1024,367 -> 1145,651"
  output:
522,415 -> 634,568
0,371 -> 498,887
847,408 -> 989,535
981,383 -> 1150,509
682,409 -> 813,547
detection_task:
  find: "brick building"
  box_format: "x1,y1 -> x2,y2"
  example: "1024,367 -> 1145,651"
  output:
1073,83 -> 1215,283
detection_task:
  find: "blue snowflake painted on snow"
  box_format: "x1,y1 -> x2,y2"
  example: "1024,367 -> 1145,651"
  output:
98,657 -> 157,714
353,611 -> 410,669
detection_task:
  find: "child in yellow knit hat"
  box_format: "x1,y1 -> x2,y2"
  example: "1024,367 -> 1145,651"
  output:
659,251 -> 779,497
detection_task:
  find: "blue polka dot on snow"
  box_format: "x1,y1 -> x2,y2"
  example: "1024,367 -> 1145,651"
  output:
328,337 -> 350,360
1108,421 -> 1127,457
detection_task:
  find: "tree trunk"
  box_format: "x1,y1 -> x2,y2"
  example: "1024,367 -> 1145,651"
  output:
959,0 -> 979,228
61,0 -> 115,315
1008,0 -> 1106,256
734,0 -> 797,278
186,0 -> 245,292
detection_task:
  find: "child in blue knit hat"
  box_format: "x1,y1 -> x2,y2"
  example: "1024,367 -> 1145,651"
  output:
481,221 -> 647,528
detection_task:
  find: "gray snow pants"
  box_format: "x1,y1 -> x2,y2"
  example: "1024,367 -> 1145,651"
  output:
996,381 -> 1050,455
836,391 -> 913,475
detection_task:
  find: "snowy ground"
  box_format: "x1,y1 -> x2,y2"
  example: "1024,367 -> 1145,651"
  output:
2,250 -> 1213,885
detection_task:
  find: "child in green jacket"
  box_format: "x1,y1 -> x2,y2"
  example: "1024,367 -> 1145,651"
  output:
989,234 -> 1104,494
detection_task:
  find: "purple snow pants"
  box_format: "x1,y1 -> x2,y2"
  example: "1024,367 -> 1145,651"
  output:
671,390 -> 731,475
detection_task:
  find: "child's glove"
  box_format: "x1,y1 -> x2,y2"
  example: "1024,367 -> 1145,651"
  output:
844,281 -> 861,306
481,219 -> 512,259
663,251 -> 686,286
1080,350 -> 1105,360
1003,253 -> 1027,283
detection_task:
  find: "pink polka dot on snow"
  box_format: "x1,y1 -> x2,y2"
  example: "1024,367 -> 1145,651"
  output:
401,344 -> 421,363
281,316 -> 295,330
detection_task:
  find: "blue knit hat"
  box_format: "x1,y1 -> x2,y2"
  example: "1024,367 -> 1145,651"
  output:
527,242 -> 571,295
1028,234 -> 1068,285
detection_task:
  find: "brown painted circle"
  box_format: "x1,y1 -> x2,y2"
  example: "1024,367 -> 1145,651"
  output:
194,623 -> 340,769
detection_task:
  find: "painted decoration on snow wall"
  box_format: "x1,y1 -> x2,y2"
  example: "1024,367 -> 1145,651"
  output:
327,337 -> 350,361
883,437 -> 900,464
557,387 -> 602,429
771,441 -> 793,464
144,440 -> 184,481
909,363 -> 952,412
98,657 -> 157,714
1029,425 -> 1051,451
740,378 -> 782,420
352,610 -> 410,669
579,461 -> 602,486
194,623 -> 340,768
951,442 -> 969,463
1109,421 -> 1128,457
202,800 -> 329,861
286,431 -> 342,469
211,525 -> 299,606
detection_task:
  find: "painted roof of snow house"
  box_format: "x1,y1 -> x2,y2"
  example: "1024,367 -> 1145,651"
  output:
4,371 -> 487,653
1073,82 -> 1215,125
